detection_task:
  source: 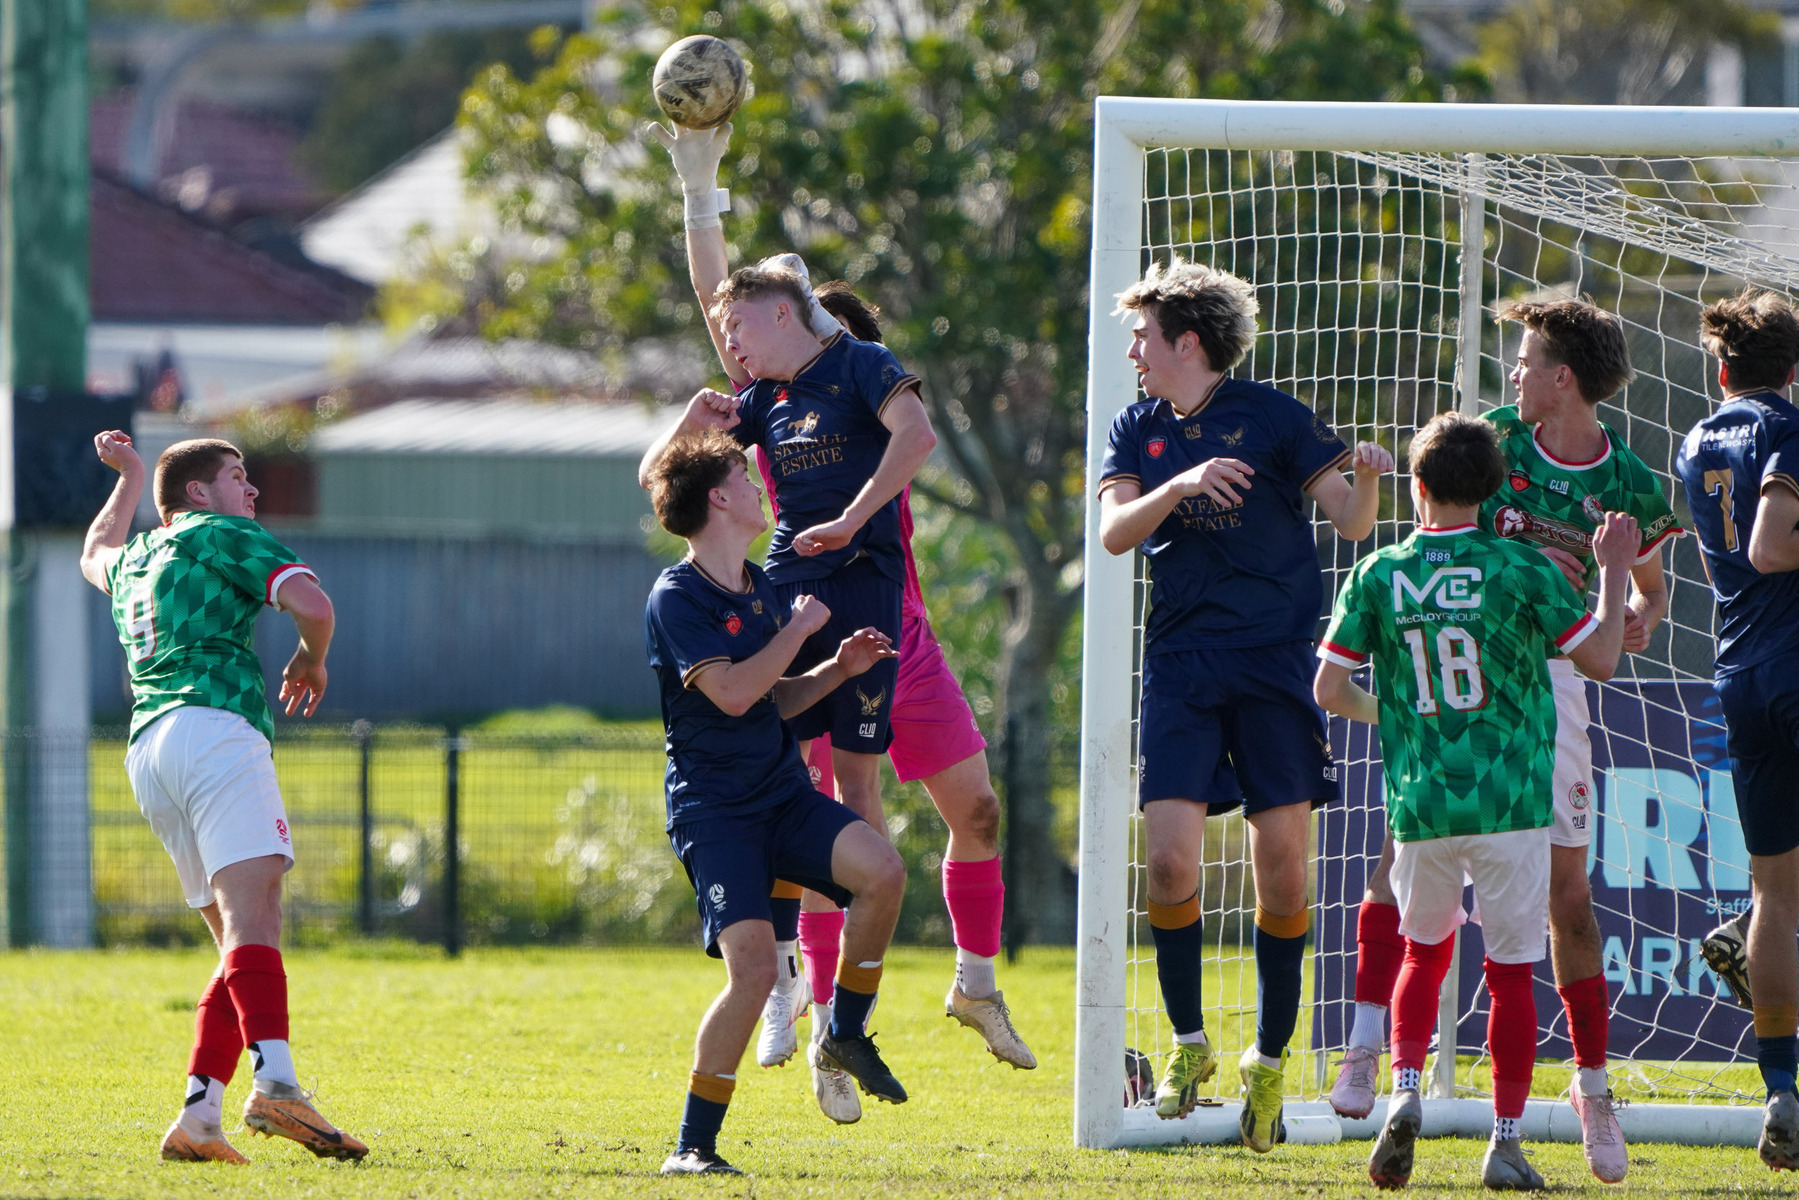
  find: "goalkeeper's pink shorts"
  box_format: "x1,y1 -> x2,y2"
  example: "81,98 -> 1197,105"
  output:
808,611 -> 988,787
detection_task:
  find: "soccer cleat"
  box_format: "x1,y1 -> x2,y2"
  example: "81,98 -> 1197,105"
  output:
945,986 -> 1037,1069
1568,1083 -> 1628,1183
1368,1087 -> 1422,1189
1702,911 -> 1753,1008
660,1148 -> 743,1175
243,1085 -> 369,1161
160,1120 -> 249,1164
1153,1038 -> 1217,1119
1481,1136 -> 1545,1191
1330,1044 -> 1383,1119
1237,1046 -> 1288,1154
1761,1090 -> 1799,1170
815,1030 -> 907,1105
808,1039 -> 862,1124
755,972 -> 810,1068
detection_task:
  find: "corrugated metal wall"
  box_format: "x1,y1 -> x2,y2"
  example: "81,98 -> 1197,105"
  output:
91,531 -> 670,721
316,454 -> 651,541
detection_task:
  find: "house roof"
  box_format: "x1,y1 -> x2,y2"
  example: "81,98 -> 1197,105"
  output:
91,171 -> 373,324
310,397 -> 674,456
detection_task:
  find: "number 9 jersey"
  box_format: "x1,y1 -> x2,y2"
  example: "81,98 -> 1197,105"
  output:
1318,523 -> 1596,842
105,510 -> 315,746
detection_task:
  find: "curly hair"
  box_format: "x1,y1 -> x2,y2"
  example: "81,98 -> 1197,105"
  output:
1498,298 -> 1634,403
1409,412 -> 1505,508
1113,258 -> 1259,372
154,438 -> 244,522
707,264 -> 820,334
647,429 -> 748,538
1700,290 -> 1799,395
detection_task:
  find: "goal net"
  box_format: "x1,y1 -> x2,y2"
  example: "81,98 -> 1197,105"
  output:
1076,99 -> 1799,1150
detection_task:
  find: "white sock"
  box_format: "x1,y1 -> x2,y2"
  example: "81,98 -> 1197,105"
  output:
1254,1050 -> 1282,1070
249,1039 -> 299,1089
1394,1065 -> 1421,1092
1349,1002 -> 1388,1051
1174,1029 -> 1211,1047
178,1074 -> 225,1133
774,941 -> 803,994
955,949 -> 997,999
1495,1115 -> 1521,1141
810,1001 -> 833,1042
1577,1064 -> 1610,1098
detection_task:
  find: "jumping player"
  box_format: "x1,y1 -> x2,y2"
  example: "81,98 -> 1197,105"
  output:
645,428 -> 909,1173
78,433 -> 366,1164
1674,289 -> 1799,1171
1329,298 -> 1679,1184
1315,411 -> 1635,1190
1098,258 -> 1394,1151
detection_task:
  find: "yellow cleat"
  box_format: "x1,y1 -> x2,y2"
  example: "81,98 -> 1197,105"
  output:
160,1120 -> 249,1164
243,1085 -> 368,1161
1238,1046 -> 1288,1153
1153,1037 -> 1218,1119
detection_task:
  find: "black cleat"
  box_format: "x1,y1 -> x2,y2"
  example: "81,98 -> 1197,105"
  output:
660,1148 -> 743,1175
815,1031 -> 908,1104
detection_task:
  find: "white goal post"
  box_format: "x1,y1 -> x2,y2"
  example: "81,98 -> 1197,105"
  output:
1076,98 -> 1799,1151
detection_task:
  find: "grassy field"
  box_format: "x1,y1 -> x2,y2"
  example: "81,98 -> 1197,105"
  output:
0,946 -> 1783,1198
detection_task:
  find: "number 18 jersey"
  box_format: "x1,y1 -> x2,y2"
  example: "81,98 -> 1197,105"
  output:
105,511 -> 315,745
1319,525 -> 1596,841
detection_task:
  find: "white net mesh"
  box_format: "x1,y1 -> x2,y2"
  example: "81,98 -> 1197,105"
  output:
1114,146 -> 1799,1114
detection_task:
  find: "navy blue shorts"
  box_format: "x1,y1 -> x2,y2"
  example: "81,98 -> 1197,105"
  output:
1138,640 -> 1340,816
774,557 -> 902,754
670,789 -> 862,957
1716,656 -> 1799,857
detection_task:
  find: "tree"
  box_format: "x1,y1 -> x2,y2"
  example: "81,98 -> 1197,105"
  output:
393,0 -> 1471,943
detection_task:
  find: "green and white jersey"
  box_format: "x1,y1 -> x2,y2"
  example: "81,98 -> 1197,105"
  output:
1478,405 -> 1682,589
1319,525 -> 1596,842
104,511 -> 315,745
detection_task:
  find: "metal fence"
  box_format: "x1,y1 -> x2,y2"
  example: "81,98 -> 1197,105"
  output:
2,722 -> 1078,950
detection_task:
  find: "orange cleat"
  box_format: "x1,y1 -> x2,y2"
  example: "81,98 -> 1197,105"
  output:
243,1086 -> 368,1161
160,1120 -> 250,1164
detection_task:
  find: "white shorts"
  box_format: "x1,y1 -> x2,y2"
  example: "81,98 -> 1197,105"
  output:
124,707 -> 294,909
1391,826 -> 1551,965
1547,658 -> 1596,849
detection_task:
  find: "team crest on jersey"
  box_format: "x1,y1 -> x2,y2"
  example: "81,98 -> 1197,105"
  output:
724,613 -> 743,636
1569,781 -> 1592,810
1509,470 -> 1531,493
857,686 -> 887,716
1582,495 -> 1605,522
775,387 -> 790,403
1146,438 -> 1167,458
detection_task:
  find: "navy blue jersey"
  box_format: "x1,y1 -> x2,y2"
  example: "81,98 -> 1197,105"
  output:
1097,377 -> 1351,652
734,331 -> 921,587
1676,389 -> 1799,675
645,559 -> 812,827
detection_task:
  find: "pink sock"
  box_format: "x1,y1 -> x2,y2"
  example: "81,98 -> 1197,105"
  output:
798,908 -> 844,1006
943,856 -> 1004,957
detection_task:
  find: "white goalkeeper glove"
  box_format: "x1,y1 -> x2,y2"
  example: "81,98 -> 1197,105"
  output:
759,252 -> 845,338
645,121 -> 732,229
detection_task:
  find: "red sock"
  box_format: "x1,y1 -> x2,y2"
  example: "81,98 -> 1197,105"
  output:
187,973 -> 244,1083
1356,900 -> 1405,1007
798,909 -> 844,1009
1558,973 -> 1610,1070
1391,935 -> 1456,1071
942,856 -> 1003,958
1486,957 -> 1538,1120
222,944 -> 289,1045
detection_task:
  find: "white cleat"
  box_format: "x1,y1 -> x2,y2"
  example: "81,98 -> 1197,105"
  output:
808,1038 -> 862,1124
1481,1136 -> 1545,1191
1569,1083 -> 1627,1183
1330,1044 -> 1382,1119
945,986 -> 1037,1069
755,971 -> 810,1068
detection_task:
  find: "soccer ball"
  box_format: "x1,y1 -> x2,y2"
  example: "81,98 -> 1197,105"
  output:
652,35 -> 748,131
1124,1046 -> 1155,1107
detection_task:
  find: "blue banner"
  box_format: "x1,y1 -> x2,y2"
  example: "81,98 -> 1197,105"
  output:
1313,681 -> 1753,1062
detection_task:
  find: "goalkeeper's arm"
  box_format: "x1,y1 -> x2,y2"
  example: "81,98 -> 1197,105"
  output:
647,122 -> 749,389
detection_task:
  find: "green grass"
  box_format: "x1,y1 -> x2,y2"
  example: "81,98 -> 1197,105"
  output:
0,946 -> 1784,1198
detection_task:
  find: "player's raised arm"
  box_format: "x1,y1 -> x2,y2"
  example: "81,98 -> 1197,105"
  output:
646,121 -> 748,389
1566,511 -> 1638,683
274,574 -> 334,718
1749,482 -> 1799,574
81,430 -> 145,592
638,388 -> 742,489
1307,441 -> 1395,542
792,386 -> 937,557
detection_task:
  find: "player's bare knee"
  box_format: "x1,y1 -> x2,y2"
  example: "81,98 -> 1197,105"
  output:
1146,850 -> 1197,901
731,954 -> 780,1000
958,789 -> 1000,847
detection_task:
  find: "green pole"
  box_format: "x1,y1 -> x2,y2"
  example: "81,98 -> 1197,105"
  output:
1,0 -> 90,946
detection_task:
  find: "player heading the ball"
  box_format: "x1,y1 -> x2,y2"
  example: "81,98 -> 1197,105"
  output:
1097,257 -> 1393,1152
78,434 -> 366,1164
1674,289 -> 1799,1172
644,429 -> 910,1175
1315,411 -> 1636,1191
